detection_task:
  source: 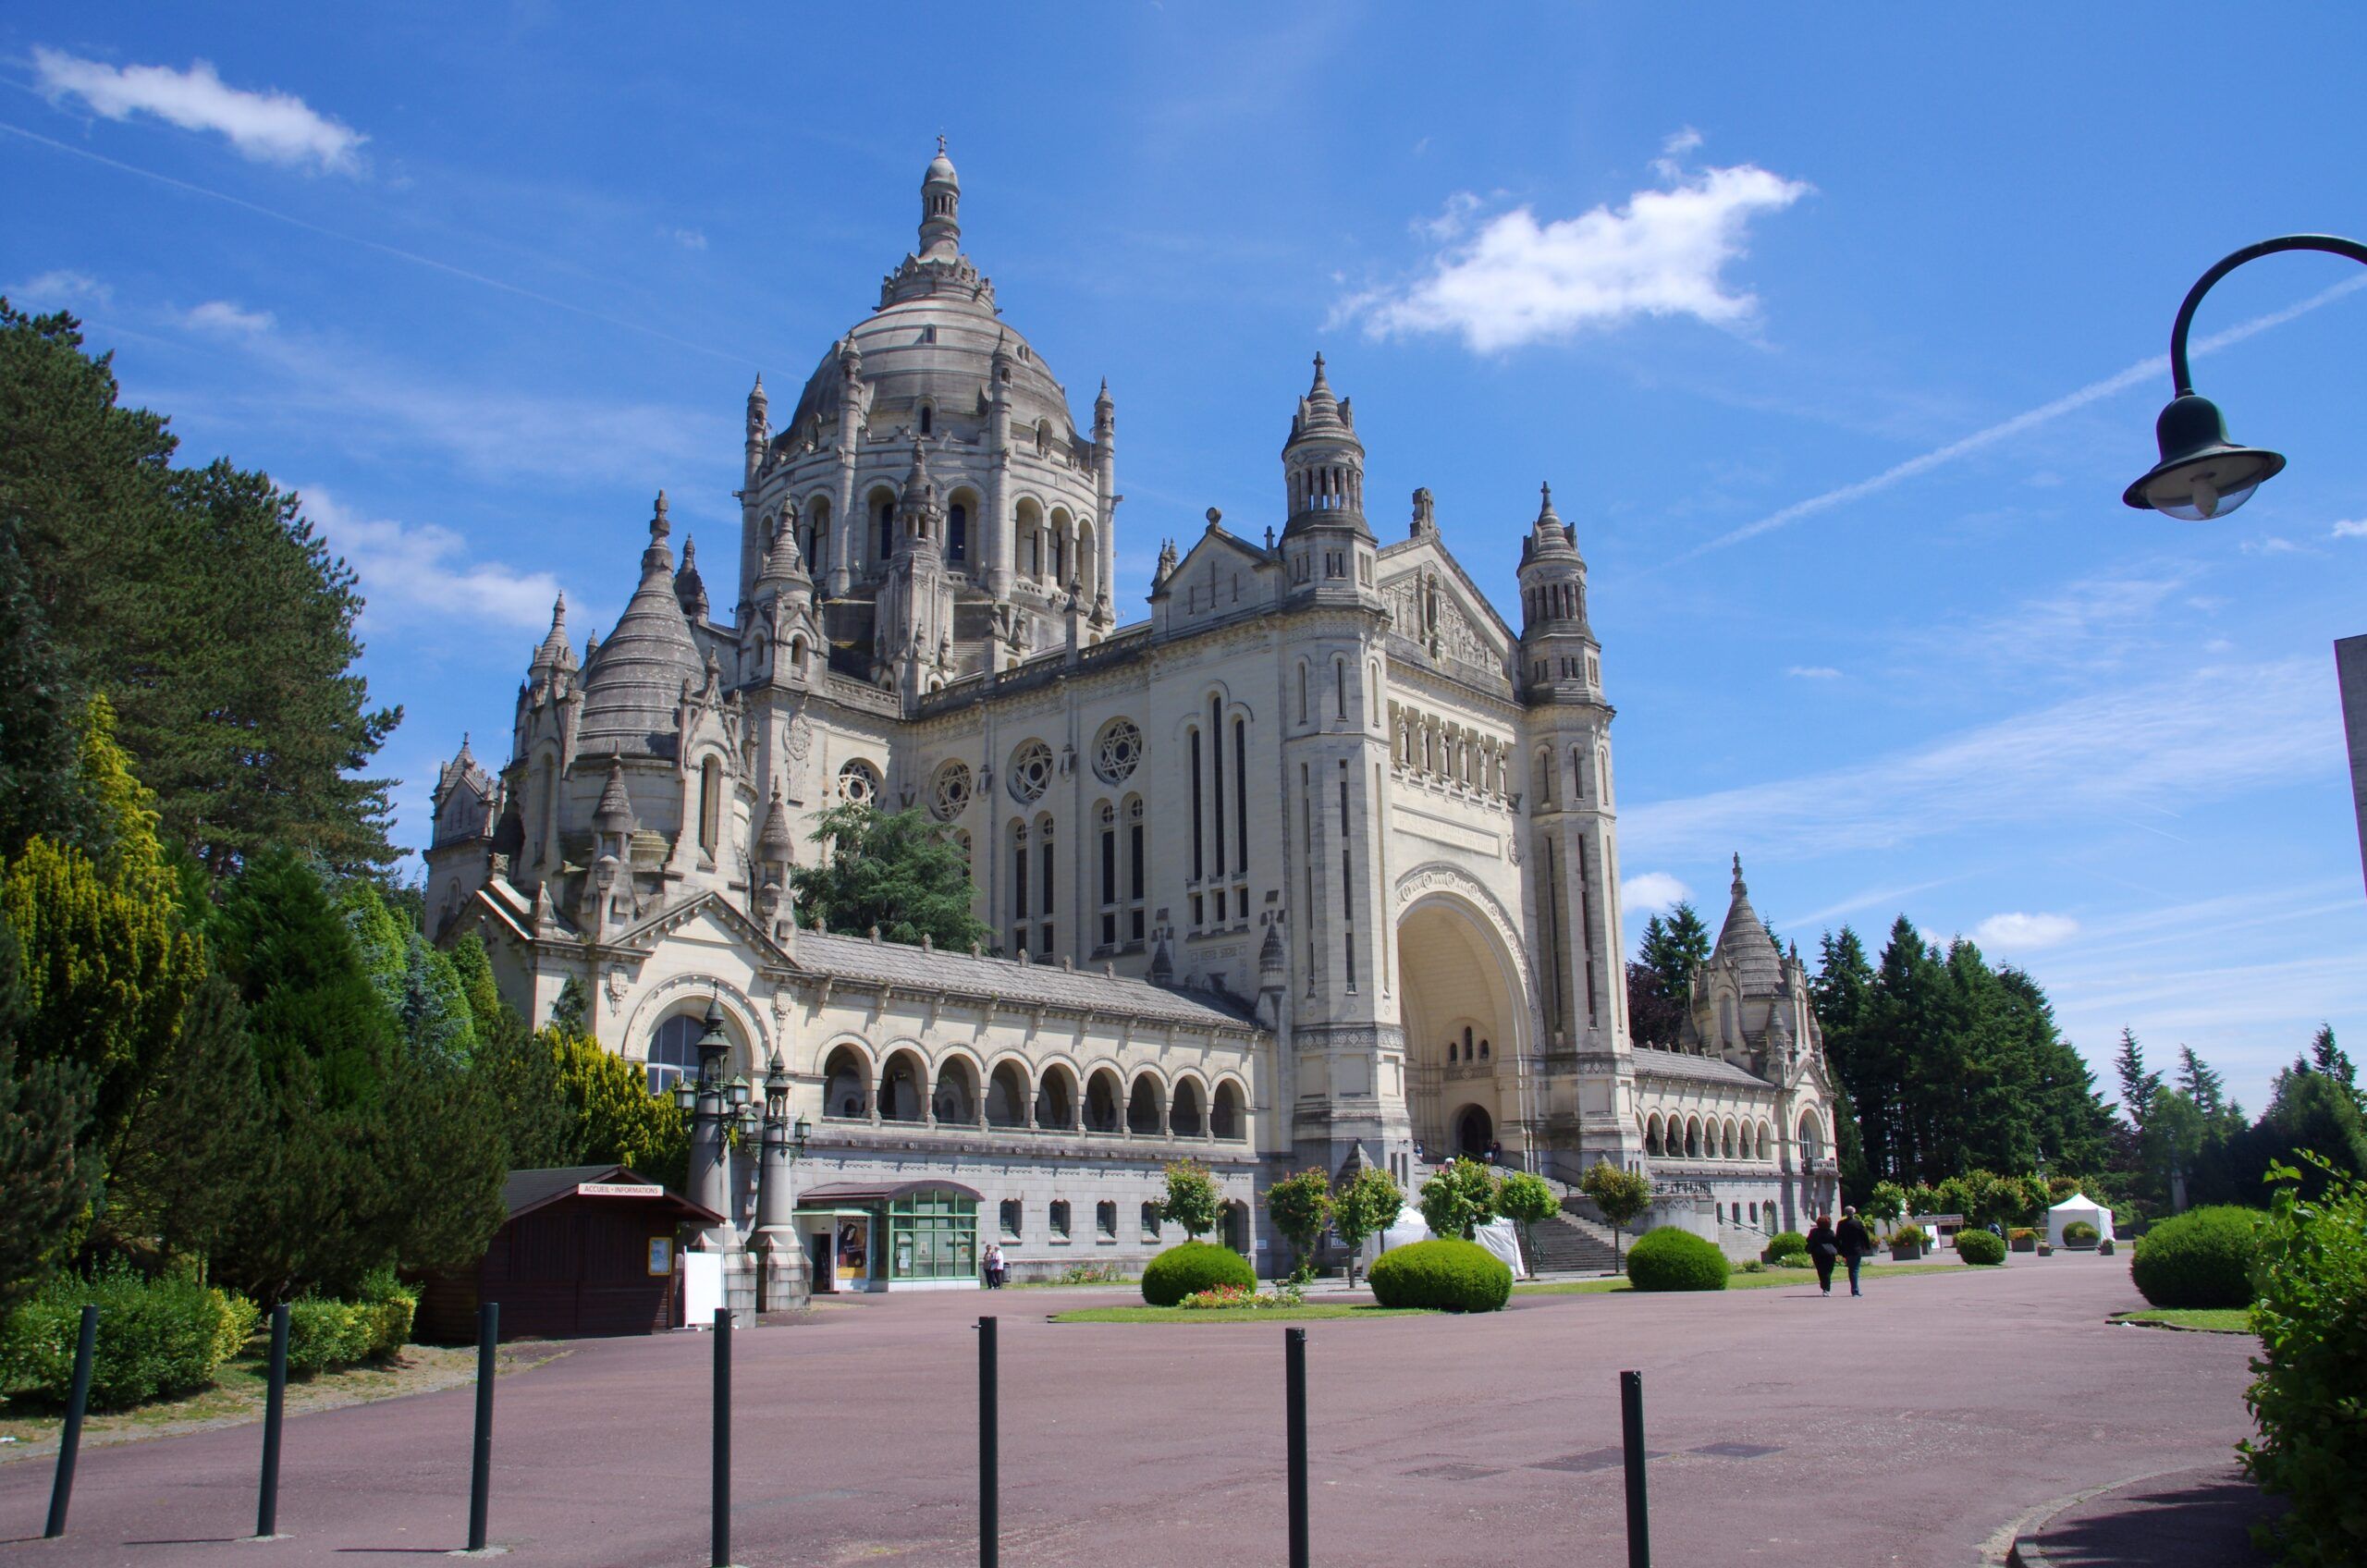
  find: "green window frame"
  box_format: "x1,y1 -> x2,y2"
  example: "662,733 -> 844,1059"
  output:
888,1191 -> 980,1281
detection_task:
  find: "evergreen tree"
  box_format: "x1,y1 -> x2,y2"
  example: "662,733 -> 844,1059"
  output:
2114,1028 -> 2160,1128
791,802 -> 990,949
0,919 -> 98,1306
550,1030 -> 690,1193
0,305 -> 399,876
98,974 -> 264,1264
1625,903 -> 1711,1047
1812,926 -> 1882,1182
469,1009 -> 571,1171
2306,1023 -> 2360,1109
2177,1046 -> 2228,1119
0,510 -> 92,858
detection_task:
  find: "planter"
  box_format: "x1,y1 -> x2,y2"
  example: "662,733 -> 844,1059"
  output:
2096,1239 -> 2115,1256
2037,1243 -> 2054,1256
2065,1238 -> 2099,1251
1888,1243 -> 1924,1261
2009,1237 -> 2036,1253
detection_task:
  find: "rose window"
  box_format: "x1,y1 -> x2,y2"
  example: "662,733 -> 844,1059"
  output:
931,759 -> 973,821
1007,740 -> 1053,802
1093,717 -> 1143,784
838,759 -> 881,804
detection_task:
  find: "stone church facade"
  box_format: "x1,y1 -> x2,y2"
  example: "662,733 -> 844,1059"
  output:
425,146 -> 1839,1284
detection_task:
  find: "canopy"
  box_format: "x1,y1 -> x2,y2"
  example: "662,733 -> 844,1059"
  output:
2044,1191 -> 2116,1246
1361,1204 -> 1525,1276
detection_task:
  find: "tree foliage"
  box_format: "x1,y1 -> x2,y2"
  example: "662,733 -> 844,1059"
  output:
0,920 -> 97,1309
1579,1159 -> 1653,1269
790,802 -> 989,949
1625,902 -> 1711,1047
1417,1157 -> 1500,1241
1157,1159 -> 1223,1242
1264,1169 -> 1331,1278
1495,1170 -> 1560,1279
1329,1165 -> 1403,1287
0,304 -> 398,877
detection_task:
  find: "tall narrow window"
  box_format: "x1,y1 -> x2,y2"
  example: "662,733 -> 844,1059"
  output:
919,404 -> 933,435
1297,663 -> 1308,723
1188,729 -> 1205,880
1126,796 -> 1147,944
949,503 -> 967,562
1012,823 -> 1029,952
1052,530 -> 1066,584
1334,658 -> 1347,719
877,499 -> 894,563
698,757 -> 721,857
1208,698 -> 1225,876
1098,802 -> 1118,949
1232,717 -> 1249,876
1038,818 -> 1055,957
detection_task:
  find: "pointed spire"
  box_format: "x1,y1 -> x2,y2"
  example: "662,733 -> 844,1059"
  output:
595,753 -> 634,836
533,593 -> 573,673
1712,851 -> 1784,995
1731,851 -> 1746,895
676,536 -> 708,619
759,778 -> 794,859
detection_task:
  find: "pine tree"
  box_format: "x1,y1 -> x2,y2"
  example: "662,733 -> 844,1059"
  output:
2114,1028 -> 2160,1129
2307,1023 -> 2360,1109
2177,1046 -> 2228,1119
791,802 -> 991,949
0,510 -> 92,858
1627,904 -> 1711,1047
0,919 -> 98,1306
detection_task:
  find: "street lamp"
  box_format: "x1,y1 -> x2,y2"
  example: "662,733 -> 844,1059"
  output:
2125,234 -> 2367,519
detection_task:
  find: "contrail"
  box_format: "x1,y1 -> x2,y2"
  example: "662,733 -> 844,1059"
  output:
0,120 -> 747,365
1675,271 -> 2367,562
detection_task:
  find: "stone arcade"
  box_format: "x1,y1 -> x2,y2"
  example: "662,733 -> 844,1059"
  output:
425,145 -> 1840,1296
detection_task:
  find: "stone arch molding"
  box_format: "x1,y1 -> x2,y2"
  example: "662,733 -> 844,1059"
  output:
619,971 -> 772,1068
1392,861 -> 1537,1003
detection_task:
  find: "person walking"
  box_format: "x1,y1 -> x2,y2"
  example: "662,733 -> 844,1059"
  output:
1807,1214 -> 1840,1296
984,1242 -> 1005,1289
1835,1207 -> 1873,1297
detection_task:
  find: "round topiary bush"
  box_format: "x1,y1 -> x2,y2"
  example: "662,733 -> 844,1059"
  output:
1955,1229 -> 2005,1266
1762,1231 -> 1808,1264
1140,1242 -> 1256,1306
2063,1220 -> 2099,1246
1627,1227 -> 1731,1292
1367,1239 -> 1513,1312
2131,1206 -> 2261,1308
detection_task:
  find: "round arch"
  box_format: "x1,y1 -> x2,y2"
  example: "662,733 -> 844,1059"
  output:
1396,888 -> 1530,1161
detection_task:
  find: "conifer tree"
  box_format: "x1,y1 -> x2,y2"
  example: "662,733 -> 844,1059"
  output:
791,802 -> 990,949
2114,1028 -> 2159,1128
0,920 -> 97,1306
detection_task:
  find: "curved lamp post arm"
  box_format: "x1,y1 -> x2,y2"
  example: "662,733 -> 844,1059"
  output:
2168,233 -> 2367,396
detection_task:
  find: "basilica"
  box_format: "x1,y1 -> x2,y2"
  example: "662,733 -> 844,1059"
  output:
425,145 -> 1839,1297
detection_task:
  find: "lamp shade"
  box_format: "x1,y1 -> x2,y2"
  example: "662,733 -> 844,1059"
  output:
672,1079 -> 697,1111
2123,394 -> 2284,519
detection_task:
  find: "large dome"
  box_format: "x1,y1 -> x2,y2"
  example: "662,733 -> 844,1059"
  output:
784,145 -> 1080,451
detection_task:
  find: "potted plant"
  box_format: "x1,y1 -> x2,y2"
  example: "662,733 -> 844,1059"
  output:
2062,1220 -> 2100,1251
1888,1224 -> 1929,1261
2007,1226 -> 2038,1253
2037,1241 -> 2054,1256
2096,1238 -> 2115,1256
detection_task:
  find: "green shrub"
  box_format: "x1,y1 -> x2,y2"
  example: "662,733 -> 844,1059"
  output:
2241,1157 -> 2367,1566
1891,1225 -> 1929,1249
1626,1228 -> 1730,1292
285,1299 -> 370,1377
2063,1220 -> 2099,1245
2132,1206 -> 2261,1309
1738,1259 -> 1765,1274
1762,1231 -> 1807,1264
1772,1252 -> 1812,1270
2007,1227 -> 2038,1243
0,1264 -> 253,1410
1366,1239 -> 1512,1312
1140,1242 -> 1256,1306
1955,1229 -> 2005,1266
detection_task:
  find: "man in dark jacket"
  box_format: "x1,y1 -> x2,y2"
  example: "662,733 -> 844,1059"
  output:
1835,1207 -> 1875,1296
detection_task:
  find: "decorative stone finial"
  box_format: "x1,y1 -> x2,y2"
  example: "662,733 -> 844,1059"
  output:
1205,506 -> 1222,532
1731,851 -> 1746,892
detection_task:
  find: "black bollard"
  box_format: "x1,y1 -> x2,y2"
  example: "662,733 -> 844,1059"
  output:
1285,1326 -> 1308,1568
712,1306 -> 730,1568
256,1303 -> 290,1538
467,1302 -> 497,1552
1621,1369 -> 1650,1568
43,1304 -> 96,1538
978,1317 -> 999,1568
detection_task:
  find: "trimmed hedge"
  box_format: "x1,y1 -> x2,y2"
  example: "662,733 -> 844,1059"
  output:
1956,1229 -> 2005,1266
2063,1220 -> 2100,1246
285,1287 -> 417,1378
1627,1227 -> 1731,1292
0,1265 -> 258,1411
2132,1206 -> 2261,1309
1367,1239 -> 1513,1313
1140,1242 -> 1256,1307
1761,1231 -> 1808,1264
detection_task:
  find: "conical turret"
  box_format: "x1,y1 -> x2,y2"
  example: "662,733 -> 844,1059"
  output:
579,493 -> 704,755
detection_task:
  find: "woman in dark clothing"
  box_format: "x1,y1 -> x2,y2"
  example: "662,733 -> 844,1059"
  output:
1807,1215 -> 1841,1296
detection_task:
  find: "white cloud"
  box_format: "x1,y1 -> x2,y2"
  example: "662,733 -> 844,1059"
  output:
1683,271 -> 2367,559
33,48 -> 365,174
1339,159 -> 1810,352
2330,519 -> 2367,539
6,268 -> 110,308
1971,912 -> 2080,951
184,299 -> 274,334
1624,656 -> 2337,862
670,227 -> 708,251
1414,190 -> 1482,241
1650,125 -> 1705,179
2239,535 -> 2305,556
1786,665 -> 1842,680
302,486 -> 566,633
1622,871 -> 1691,914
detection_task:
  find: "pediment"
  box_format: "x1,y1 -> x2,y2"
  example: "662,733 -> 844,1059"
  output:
1376,539 -> 1513,678
611,888 -> 796,970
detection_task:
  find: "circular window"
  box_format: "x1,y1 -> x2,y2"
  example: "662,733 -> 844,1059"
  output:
1093,717 -> 1143,784
931,759 -> 972,821
1008,740 -> 1053,802
838,759 -> 881,804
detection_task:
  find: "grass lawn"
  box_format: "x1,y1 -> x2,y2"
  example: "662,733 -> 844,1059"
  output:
2110,1307 -> 2253,1334
1053,1304 -> 1432,1323
1514,1262 -> 1987,1296
0,1340 -> 568,1461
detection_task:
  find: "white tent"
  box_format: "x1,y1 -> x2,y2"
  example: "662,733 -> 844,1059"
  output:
2044,1191 -> 2116,1247
1361,1204 -> 1525,1277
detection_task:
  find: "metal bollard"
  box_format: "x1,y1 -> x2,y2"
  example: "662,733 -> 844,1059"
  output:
979,1317 -> 999,1568
1285,1326 -> 1308,1568
712,1306 -> 730,1568
43,1304 -> 97,1538
255,1303 -> 289,1538
467,1302 -> 497,1552
1621,1369 -> 1650,1568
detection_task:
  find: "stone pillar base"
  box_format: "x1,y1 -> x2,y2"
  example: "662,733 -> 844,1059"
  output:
753,1227 -> 811,1313
693,1228 -> 758,1329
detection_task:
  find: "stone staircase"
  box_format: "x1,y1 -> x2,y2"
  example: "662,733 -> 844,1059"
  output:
1527,1203 -> 1622,1274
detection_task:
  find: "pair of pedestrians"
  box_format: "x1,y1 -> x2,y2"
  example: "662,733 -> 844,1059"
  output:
1807,1208 -> 1874,1296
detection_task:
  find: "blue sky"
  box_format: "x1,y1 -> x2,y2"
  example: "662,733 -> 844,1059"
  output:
6,5 -> 2363,1114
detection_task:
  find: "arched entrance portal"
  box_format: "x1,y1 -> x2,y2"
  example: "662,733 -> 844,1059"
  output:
1396,892 -> 1527,1165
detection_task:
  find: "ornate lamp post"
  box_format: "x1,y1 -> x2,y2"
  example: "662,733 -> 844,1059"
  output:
751,1049 -> 814,1312
2123,234 -> 2367,520
675,999 -> 758,1325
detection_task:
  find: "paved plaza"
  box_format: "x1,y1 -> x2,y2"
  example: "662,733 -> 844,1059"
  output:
0,1256 -> 2257,1566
